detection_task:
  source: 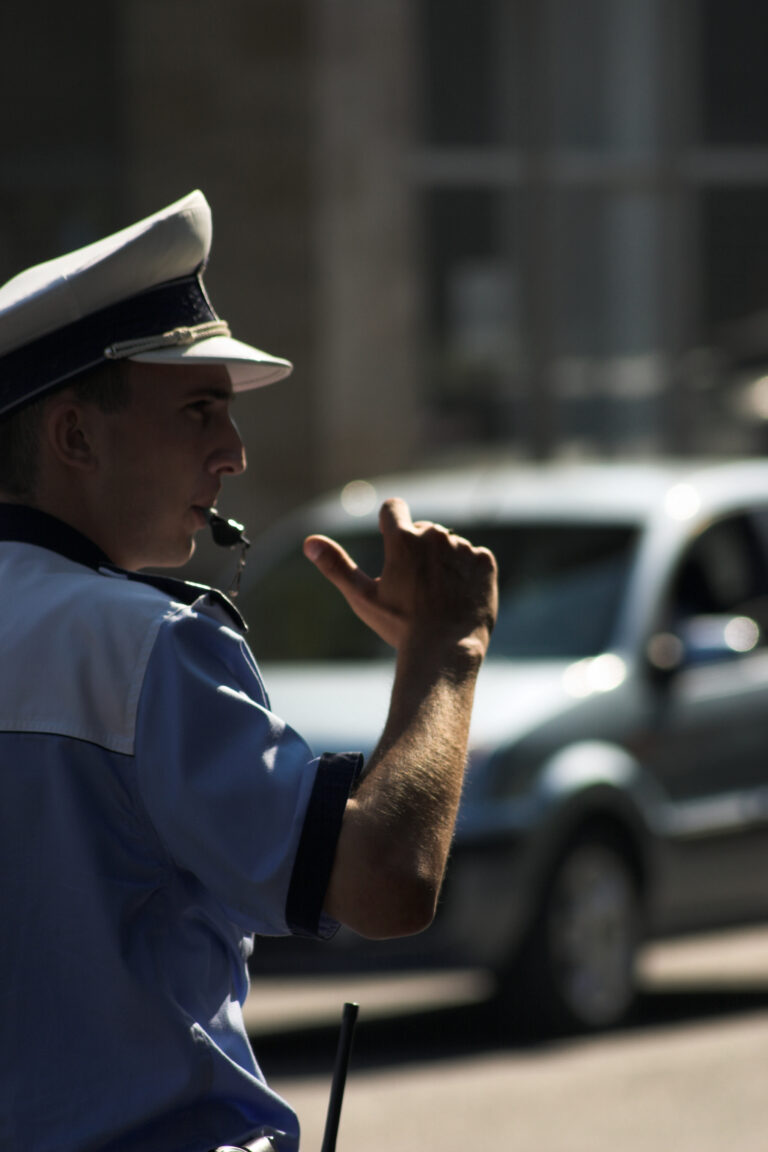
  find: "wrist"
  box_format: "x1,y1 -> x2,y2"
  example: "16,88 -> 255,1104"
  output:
397,628 -> 487,683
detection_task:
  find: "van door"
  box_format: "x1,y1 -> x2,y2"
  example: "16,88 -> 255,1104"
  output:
647,510 -> 768,931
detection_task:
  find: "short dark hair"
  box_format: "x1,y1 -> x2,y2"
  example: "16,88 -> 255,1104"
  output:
0,360 -> 132,499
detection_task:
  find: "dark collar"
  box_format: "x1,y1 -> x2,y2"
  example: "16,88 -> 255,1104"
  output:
0,502 -> 246,631
0,503 -> 111,569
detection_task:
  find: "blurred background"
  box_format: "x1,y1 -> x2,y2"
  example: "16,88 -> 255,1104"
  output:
5,0 -> 768,538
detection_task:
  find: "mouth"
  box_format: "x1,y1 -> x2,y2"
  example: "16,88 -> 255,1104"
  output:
191,504 -> 214,529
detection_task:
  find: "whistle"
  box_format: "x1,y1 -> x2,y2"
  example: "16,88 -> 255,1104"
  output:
205,508 -> 250,549
204,508 -> 250,597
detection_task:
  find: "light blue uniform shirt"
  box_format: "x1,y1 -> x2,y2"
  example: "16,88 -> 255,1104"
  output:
0,507 -> 361,1152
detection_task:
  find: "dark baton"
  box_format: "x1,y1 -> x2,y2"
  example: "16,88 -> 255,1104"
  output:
321,1002 -> 359,1152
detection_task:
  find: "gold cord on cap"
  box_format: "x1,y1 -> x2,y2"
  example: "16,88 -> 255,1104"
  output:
104,319 -> 231,360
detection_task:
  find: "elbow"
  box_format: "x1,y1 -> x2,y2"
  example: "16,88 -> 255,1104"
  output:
325,805 -> 449,939
347,872 -> 441,941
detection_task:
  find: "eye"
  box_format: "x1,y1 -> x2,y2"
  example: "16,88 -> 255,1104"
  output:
187,399 -> 213,419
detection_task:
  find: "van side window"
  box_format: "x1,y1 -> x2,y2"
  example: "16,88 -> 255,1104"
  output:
669,513 -> 768,639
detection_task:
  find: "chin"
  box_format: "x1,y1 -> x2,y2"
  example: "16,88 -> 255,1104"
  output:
134,536 -> 195,572
160,541 -> 196,569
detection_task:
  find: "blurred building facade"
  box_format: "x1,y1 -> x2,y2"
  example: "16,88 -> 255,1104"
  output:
3,0 -> 768,531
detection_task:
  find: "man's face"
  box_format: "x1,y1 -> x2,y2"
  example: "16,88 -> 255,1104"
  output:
89,361 -> 246,570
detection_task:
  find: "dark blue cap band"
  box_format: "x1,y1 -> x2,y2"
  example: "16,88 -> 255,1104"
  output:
0,272 -> 218,417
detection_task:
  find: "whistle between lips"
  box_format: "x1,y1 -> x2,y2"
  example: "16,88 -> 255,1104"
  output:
204,508 -> 250,549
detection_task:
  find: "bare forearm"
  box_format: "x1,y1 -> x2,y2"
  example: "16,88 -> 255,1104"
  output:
324,638 -> 482,938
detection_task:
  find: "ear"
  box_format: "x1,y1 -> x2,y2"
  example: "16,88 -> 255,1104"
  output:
43,393 -> 100,472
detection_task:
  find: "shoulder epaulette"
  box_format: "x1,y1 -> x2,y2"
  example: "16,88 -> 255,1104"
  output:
100,566 -> 247,633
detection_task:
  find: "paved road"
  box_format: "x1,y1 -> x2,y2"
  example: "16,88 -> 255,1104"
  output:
245,926 -> 768,1152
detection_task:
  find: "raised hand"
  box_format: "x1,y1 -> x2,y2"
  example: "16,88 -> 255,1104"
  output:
303,497 -> 497,657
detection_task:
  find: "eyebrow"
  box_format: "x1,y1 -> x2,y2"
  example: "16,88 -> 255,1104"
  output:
185,385 -> 235,402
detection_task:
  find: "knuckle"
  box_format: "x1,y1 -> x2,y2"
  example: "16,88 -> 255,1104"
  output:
475,545 -> 497,568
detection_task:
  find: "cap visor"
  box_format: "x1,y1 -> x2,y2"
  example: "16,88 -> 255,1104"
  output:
129,334 -> 293,390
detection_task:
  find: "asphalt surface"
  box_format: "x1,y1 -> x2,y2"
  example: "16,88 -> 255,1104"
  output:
244,926 -> 768,1152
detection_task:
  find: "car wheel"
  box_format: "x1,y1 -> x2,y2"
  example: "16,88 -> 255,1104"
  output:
501,832 -> 642,1034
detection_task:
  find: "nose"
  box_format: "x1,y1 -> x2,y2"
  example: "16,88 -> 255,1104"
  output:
209,413 -> 247,476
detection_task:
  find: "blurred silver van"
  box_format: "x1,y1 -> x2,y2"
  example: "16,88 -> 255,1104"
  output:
239,460 -> 768,1033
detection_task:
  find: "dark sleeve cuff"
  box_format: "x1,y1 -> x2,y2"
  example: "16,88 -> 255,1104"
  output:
286,751 -> 363,938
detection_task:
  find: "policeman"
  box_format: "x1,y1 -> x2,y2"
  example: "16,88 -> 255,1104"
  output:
0,192 -> 497,1152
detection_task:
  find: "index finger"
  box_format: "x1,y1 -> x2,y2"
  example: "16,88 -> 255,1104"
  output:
378,497 -> 415,535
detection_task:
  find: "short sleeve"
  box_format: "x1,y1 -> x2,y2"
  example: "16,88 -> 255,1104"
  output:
134,604 -> 361,938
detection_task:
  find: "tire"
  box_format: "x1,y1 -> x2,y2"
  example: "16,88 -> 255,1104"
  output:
500,831 -> 642,1035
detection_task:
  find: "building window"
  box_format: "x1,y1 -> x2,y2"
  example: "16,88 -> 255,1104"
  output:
413,0 -> 768,458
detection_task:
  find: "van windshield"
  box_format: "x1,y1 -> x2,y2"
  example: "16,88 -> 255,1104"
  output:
241,522 -> 639,662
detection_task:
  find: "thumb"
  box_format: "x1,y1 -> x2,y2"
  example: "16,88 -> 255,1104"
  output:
303,535 -> 374,602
